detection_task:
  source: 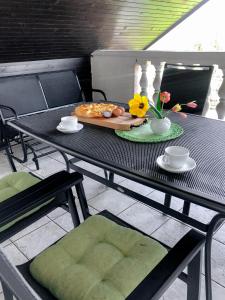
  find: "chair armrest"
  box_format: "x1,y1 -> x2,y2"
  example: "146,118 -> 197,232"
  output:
126,229 -> 205,300
0,171 -> 83,228
0,104 -> 18,120
0,246 -> 40,300
91,89 -> 108,101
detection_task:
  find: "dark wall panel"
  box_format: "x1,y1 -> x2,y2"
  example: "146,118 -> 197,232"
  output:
0,0 -> 203,63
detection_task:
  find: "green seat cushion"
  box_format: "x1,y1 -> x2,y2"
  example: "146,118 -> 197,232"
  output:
30,215 -> 167,300
0,172 -> 51,232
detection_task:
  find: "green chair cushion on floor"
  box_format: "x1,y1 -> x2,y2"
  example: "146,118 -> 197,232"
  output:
30,215 -> 167,300
0,172 -> 49,232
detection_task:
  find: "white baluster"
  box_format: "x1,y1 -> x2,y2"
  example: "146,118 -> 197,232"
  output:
134,61 -> 141,95
152,61 -> 165,104
202,86 -> 211,117
202,64 -> 218,117
138,59 -> 150,97
216,66 -> 225,119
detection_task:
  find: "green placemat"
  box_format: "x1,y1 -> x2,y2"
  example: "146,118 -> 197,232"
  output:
115,123 -> 183,143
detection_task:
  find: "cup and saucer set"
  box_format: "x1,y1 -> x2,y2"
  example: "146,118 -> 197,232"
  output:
56,116 -> 83,134
156,146 -> 196,173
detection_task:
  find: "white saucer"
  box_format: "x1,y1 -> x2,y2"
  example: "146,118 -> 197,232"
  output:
56,123 -> 83,134
156,155 -> 196,173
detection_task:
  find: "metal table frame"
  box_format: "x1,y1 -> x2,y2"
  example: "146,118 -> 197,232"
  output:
7,110 -> 225,300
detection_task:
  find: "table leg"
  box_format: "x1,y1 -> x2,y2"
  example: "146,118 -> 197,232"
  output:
164,193 -> 172,208
104,169 -> 108,180
182,201 -> 191,215
109,171 -> 114,182
205,214 -> 225,300
103,170 -> 114,182
75,181 -> 90,219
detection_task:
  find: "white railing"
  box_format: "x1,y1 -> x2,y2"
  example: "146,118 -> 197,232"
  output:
91,50 -> 225,119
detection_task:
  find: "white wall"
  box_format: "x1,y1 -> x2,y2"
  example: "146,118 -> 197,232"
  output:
91,50 -> 225,103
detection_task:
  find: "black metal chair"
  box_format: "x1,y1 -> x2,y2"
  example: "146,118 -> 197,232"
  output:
0,171 -> 205,300
0,171 -> 84,243
0,70 -> 107,171
0,73 -> 64,170
160,63 -> 214,216
161,63 -> 214,115
0,115 -> 17,172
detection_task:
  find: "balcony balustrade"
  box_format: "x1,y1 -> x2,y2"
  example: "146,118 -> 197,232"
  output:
91,50 -> 225,120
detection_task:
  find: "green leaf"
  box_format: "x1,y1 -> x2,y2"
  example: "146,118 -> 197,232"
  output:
156,92 -> 162,112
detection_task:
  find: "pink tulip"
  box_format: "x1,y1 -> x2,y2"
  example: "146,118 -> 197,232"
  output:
160,91 -> 171,103
186,101 -> 197,108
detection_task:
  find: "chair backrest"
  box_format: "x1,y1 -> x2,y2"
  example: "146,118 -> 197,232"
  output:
160,64 -> 214,115
0,75 -> 48,120
0,70 -> 85,121
39,70 -> 84,109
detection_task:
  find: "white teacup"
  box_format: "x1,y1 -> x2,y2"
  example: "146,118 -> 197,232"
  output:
59,116 -> 78,130
163,146 -> 189,169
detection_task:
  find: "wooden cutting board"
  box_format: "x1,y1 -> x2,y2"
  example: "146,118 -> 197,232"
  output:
73,112 -> 146,131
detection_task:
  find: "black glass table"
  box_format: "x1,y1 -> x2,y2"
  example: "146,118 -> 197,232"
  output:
8,105 -> 225,300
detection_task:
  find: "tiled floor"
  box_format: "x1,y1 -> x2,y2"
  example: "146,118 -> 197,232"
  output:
1,149 -> 225,299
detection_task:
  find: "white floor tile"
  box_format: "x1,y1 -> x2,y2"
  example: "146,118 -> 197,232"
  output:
201,275 -> 225,300
113,174 -> 126,184
14,222 -> 65,259
89,206 -> 99,215
83,176 -> 107,200
47,207 -> 67,220
54,213 -> 74,232
3,243 -> 27,265
120,178 -> 154,196
162,278 -> 186,300
119,202 -> 168,235
75,160 -> 102,174
97,169 -> 126,184
162,275 -> 225,300
48,151 -> 73,163
0,239 -> 11,248
189,203 -> 217,224
147,190 -> 184,211
27,156 -> 65,178
204,239 -> 225,287
10,217 -> 50,242
152,218 -> 190,247
88,189 -> 136,215
0,161 -> 14,179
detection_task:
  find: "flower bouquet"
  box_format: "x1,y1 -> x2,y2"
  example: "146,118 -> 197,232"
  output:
128,93 -> 197,135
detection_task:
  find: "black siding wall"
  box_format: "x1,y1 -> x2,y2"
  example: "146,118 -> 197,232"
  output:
0,0 -> 203,63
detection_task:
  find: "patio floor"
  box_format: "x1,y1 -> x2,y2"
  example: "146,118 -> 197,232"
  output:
0,148 -> 225,299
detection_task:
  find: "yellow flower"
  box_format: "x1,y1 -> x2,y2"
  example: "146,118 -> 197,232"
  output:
128,94 -> 149,118
172,104 -> 182,112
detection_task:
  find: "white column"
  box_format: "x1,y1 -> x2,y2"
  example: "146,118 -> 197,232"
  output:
202,64 -> 217,117
134,62 -> 141,95
138,59 -> 150,97
152,61 -> 165,104
216,66 -> 225,120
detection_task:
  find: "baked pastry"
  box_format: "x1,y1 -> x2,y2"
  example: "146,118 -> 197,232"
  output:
73,103 -> 119,118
